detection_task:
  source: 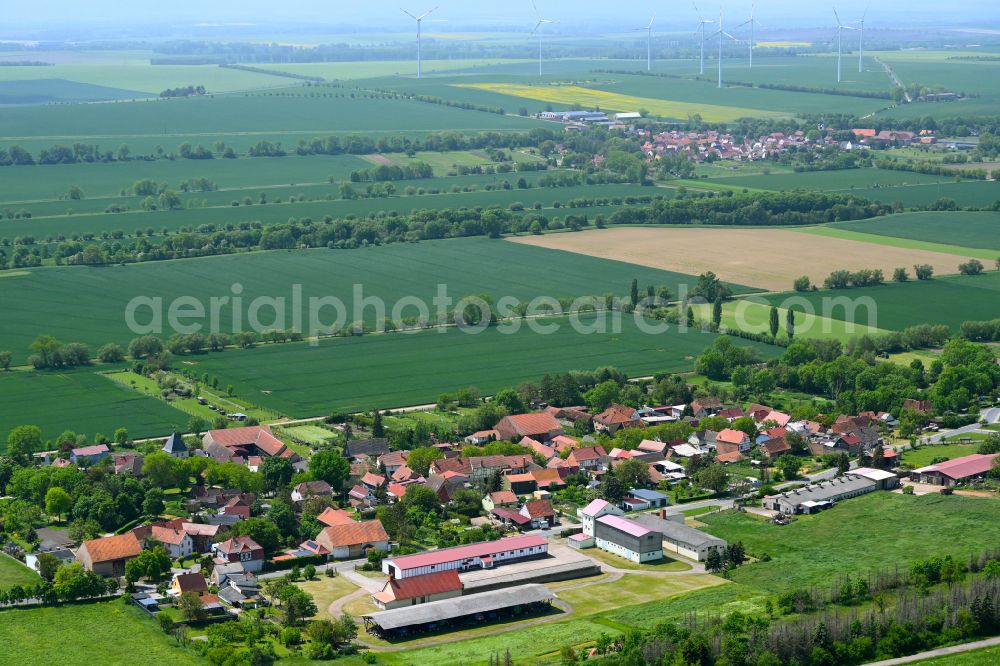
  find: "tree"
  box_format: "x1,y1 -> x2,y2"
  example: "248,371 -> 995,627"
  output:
769,307 -> 780,339
232,517 -> 282,554
309,450 -> 350,490
142,451 -> 185,489
45,487 -> 72,522
893,267 -> 909,282
142,488 -> 165,516
36,552 -> 61,581
30,335 -> 62,368
493,388 -> 525,414
600,473 -> 626,503
837,452 -> 850,476
705,549 -> 725,574
0,351 -> 11,371
630,278 -> 639,307
793,276 -> 812,292
712,296 -> 723,327
584,380 -> 621,413
372,410 -> 384,438
776,455 -> 800,481
113,428 -> 129,446
959,259 -> 985,276
785,308 -> 795,340
696,464 -> 729,493
914,264 -> 934,280
178,591 -> 207,621
615,458 -> 651,489
7,425 -> 41,462
406,446 -> 443,477
261,456 -> 294,493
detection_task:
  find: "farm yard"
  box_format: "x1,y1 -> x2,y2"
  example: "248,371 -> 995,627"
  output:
0,237 -> 733,364
187,315 -> 780,416
510,226 -> 973,291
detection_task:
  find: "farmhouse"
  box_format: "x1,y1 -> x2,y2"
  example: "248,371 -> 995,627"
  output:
482,490 -> 519,512
170,571 -> 208,597
372,569 -> 464,610
621,488 -> 669,511
593,514 -> 663,563
378,451 -> 408,475
382,534 -> 548,579
631,512 -> 727,562
716,429 -> 751,453
576,499 -> 624,546
911,454 -> 999,487
76,532 -> 142,576
203,425 -> 300,464
520,499 -> 556,528
764,476 -> 878,515
344,438 -> 390,460
314,519 -> 390,560
494,412 -> 563,442
291,480 -> 333,502
431,454 -> 533,482
70,444 -> 109,466
317,507 -> 356,528
181,522 -> 223,553
567,445 -> 607,472
213,536 -> 265,573
690,397 -> 722,417
113,453 -> 144,476
759,437 -> 791,459
150,526 -> 194,559
593,403 -> 643,433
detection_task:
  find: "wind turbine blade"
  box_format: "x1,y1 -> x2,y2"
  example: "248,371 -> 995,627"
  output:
531,0 -> 540,16
833,7 -> 842,27
692,2 -> 702,20
418,7 -> 439,21
401,8 -> 418,20
861,3 -> 870,21
649,14 -> 656,29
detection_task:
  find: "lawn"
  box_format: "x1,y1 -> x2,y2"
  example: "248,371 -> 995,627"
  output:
0,599 -> 206,665
0,237 -> 749,365
0,554 -> 40,591
699,492 -> 1000,594
278,425 -> 338,446
828,211 -> 1000,253
189,315 -> 780,416
906,645 -> 1000,665
900,444 -> 982,468
682,505 -> 722,517
0,369 -> 190,447
764,271 -> 1000,333
296,576 -> 363,619
692,299 -> 888,343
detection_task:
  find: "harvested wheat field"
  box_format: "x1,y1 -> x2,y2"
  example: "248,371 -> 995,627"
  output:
510,227 -> 971,291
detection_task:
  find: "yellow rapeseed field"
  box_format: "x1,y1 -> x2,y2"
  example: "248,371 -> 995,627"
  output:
452,83 -> 781,122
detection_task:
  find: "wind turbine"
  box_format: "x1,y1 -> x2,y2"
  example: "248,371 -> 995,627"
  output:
401,6 -> 438,79
856,5 -> 870,73
635,14 -> 656,71
736,3 -> 763,69
530,1 -> 557,77
693,3 -> 715,76
833,7 -> 858,84
709,9 -> 739,89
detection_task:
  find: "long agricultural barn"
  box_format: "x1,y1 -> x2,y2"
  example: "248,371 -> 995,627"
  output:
630,513 -> 727,562
362,584 -> 557,638
381,535 -> 548,579
763,476 -> 878,515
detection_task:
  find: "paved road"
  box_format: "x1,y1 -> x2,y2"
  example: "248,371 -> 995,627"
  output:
863,635 -> 1000,665
774,461 -> 857,491
922,406 -> 1000,444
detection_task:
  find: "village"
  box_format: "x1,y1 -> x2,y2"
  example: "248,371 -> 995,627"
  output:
4,378 -> 997,657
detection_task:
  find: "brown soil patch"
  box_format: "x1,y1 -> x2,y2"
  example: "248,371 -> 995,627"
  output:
363,154 -> 395,166
510,227 -> 966,291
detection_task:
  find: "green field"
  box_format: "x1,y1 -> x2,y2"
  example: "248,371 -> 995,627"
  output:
0,238 -> 753,365
0,554 -> 40,591
693,299 -> 889,343
190,316 -> 779,416
0,370 -> 188,445
0,154 -> 370,204
764,271 -> 1000,333
0,600 -> 206,666
844,180 -> 1000,209
0,87 -> 547,156
901,444 -> 983,468
707,167 -> 957,192
0,79 -> 144,105
797,227 -> 999,261
829,211 -> 1000,252
2,181 -> 657,244
700,493 -> 1000,594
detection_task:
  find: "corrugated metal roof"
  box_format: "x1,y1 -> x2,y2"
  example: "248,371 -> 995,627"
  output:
364,584 -> 556,630
386,535 -> 547,571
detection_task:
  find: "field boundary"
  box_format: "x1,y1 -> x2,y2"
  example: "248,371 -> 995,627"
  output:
795,226 -> 997,260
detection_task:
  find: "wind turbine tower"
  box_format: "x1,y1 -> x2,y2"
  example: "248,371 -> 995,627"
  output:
833,7 -> 858,83
401,6 -> 439,79
637,14 -> 656,71
711,9 -> 738,89
530,1 -> 557,77
693,3 -> 714,76
857,5 -> 869,73
737,3 -> 763,69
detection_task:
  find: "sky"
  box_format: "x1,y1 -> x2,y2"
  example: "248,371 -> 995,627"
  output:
4,1 -> 998,34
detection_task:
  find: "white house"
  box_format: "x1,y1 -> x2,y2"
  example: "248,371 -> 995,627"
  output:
151,526 -> 194,559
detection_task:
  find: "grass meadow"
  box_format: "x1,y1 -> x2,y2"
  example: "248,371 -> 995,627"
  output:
0,554 -> 40,591
0,370 -> 187,446
900,444 -> 983,468
765,270 -> 1000,333
190,316 -> 779,416
0,600 -> 206,666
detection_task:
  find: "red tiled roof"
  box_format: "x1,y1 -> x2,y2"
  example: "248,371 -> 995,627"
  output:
717,429 -> 749,445
316,520 -> 389,549
151,526 -> 188,546
491,507 -> 531,525
570,446 -> 606,462
374,569 -> 462,603
80,532 -> 142,563
362,472 -> 386,487
495,412 -> 561,438
523,499 -> 554,518
215,535 -> 262,555
488,491 -> 518,505
173,572 -> 208,594
716,451 -> 744,463
318,508 -> 358,529
206,426 -> 288,457
915,453 -> 998,480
